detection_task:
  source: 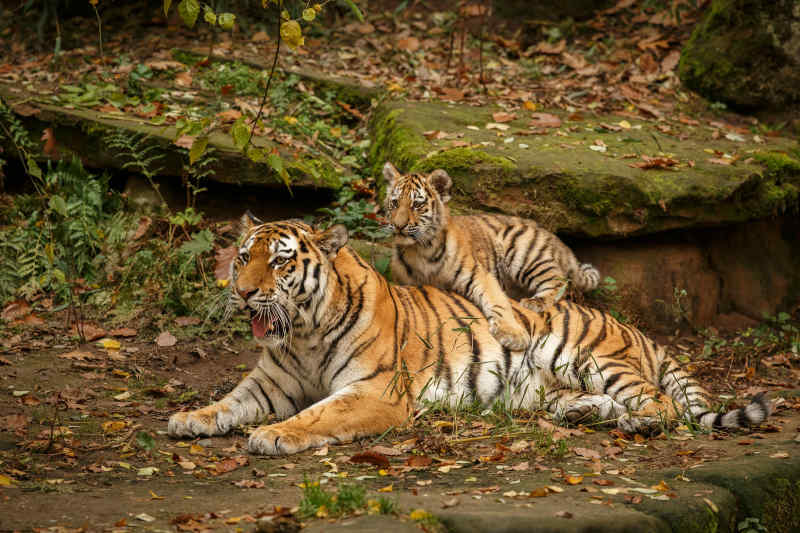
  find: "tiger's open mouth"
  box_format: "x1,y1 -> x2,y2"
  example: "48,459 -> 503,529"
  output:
250,308 -> 289,339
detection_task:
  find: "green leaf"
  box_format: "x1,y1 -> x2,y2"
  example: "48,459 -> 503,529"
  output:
280,20 -> 303,50
218,13 -> 236,30
231,117 -> 250,150
189,136 -> 208,165
26,156 -> 42,179
267,153 -> 292,189
163,0 -> 172,17
49,195 -> 68,217
177,0 -> 200,28
135,431 -> 156,451
340,0 -> 365,22
203,6 -> 216,25
302,8 -> 316,22
178,229 -> 215,257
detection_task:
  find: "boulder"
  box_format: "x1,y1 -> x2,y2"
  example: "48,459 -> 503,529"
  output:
679,0 -> 800,112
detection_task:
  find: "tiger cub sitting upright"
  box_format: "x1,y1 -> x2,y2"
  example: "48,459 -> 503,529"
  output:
383,161 -> 600,351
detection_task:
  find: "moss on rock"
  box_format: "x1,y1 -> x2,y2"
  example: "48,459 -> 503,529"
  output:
678,0 -> 800,111
368,99 -> 800,238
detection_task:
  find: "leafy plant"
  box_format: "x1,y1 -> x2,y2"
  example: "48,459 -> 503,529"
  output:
298,479 -> 374,519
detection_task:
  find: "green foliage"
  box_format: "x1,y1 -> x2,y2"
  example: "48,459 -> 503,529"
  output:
738,517 -> 768,533
299,479 -> 376,518
0,158 -> 126,304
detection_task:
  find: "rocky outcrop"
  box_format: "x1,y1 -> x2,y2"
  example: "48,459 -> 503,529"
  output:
679,0 -> 800,112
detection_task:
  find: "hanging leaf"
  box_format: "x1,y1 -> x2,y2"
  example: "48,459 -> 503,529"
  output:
49,195 -> 68,217
203,6 -> 216,25
231,117 -> 250,150
280,20 -> 304,50
163,0 -> 172,17
218,13 -> 236,30
178,0 -> 200,28
189,136 -> 209,165
26,156 -> 42,179
340,0 -> 364,22
302,8 -> 316,22
267,153 -> 292,190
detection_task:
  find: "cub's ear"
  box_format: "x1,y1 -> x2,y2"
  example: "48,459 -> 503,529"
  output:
239,210 -> 264,238
382,161 -> 402,188
315,224 -> 348,257
428,169 -> 452,202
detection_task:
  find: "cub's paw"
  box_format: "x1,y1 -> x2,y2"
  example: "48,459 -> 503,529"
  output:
248,425 -> 311,455
489,317 -> 529,351
520,297 -> 551,313
168,406 -> 232,438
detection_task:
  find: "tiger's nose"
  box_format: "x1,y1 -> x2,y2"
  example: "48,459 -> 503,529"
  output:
237,287 -> 258,300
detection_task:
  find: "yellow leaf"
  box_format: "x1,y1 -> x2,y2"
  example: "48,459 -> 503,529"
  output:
0,474 -> 15,486
89,0 -> 99,5
189,444 -> 206,455
284,116 -> 298,125
98,338 -> 121,350
280,20 -> 304,50
618,120 -> 632,129
378,484 -> 393,492
387,83 -> 404,92
112,369 -> 131,378
378,469 -> 388,476
313,3 -> 322,12
302,8 -> 316,21
651,480 -> 670,492
217,279 -> 229,288
315,505 -> 328,518
564,475 -> 584,485
523,101 -> 537,111
409,509 -> 432,521
150,490 -> 164,500
102,420 -> 126,433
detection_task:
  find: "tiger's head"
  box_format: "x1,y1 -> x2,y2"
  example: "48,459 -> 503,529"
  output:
228,213 -> 348,347
382,162 -> 452,246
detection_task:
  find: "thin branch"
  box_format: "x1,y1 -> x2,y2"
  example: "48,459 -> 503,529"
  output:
247,7 -> 282,149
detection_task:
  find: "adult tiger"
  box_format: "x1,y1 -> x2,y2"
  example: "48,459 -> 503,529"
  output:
167,217 -> 770,455
382,162 -> 600,351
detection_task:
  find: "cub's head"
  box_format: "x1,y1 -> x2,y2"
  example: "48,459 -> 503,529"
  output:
382,162 -> 452,246
229,214 -> 348,346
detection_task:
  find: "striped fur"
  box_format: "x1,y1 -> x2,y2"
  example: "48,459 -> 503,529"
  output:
383,162 -> 600,351
167,219 -> 770,455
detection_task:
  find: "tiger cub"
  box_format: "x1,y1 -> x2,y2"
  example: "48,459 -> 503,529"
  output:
383,162 -> 600,351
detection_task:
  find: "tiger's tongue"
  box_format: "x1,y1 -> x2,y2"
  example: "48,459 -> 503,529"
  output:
251,317 -> 274,338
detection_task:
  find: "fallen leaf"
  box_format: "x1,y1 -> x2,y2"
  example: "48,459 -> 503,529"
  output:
491,111 -> 516,123
58,350 -> 96,361
707,157 -> 733,166
2,300 -> 31,321
369,445 -> 402,456
174,135 -> 196,149
41,128 -> 58,158
536,39 -> 566,54
529,487 -> 549,497
397,36 -> 420,52
174,71 -> 193,87
175,316 -> 201,327
529,113 -> 562,128
564,475 -> 584,485
71,322 -> 106,341
156,331 -> 177,347
405,455 -> 433,468
378,484 -> 393,492
349,451 -> 390,469
770,452 -> 789,459
97,338 -> 121,350
555,511 -> 573,519
485,122 -> 510,131
137,466 -> 159,476
135,513 -> 156,522
110,327 -> 137,337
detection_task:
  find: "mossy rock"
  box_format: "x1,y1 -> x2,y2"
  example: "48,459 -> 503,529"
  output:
368,99 -> 800,238
0,84 -> 341,190
679,0 -> 800,112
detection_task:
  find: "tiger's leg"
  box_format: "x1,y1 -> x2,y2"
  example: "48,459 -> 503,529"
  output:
389,252 -> 416,285
468,266 -> 529,350
519,264 -> 569,313
541,388 -> 627,426
168,357 -> 302,438
248,385 -> 410,455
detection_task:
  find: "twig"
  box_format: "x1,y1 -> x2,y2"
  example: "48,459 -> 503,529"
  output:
247,7 -> 282,149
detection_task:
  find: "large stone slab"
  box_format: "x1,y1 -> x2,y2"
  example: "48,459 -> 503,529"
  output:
369,99 -> 800,239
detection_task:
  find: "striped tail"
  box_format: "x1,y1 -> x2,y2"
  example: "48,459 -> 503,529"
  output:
572,263 -> 601,292
659,357 -> 772,430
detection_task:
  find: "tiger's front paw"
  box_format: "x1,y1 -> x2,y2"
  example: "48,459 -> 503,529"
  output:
168,405 -> 234,438
520,296 -> 551,313
489,316 -> 529,351
248,425 -> 312,455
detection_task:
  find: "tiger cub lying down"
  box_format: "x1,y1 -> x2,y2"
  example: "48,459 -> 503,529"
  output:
382,162 -> 600,351
168,217 -> 770,455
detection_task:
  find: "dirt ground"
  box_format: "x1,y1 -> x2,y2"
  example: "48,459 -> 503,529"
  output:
1,318 -> 799,532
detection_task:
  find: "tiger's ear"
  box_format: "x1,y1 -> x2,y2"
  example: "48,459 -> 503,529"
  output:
428,169 -> 452,203
382,161 -> 402,188
315,224 -> 348,258
239,211 -> 264,238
